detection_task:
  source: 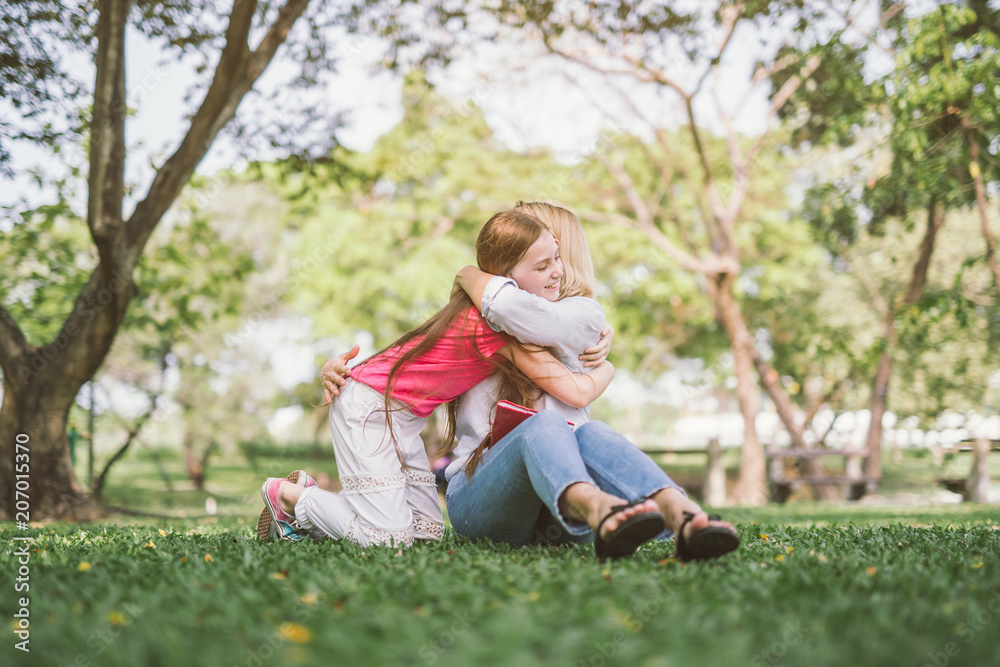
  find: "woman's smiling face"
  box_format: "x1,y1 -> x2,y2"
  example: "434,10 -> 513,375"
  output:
508,231 -> 563,302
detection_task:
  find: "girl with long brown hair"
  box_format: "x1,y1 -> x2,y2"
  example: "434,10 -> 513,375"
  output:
259,210 -> 666,553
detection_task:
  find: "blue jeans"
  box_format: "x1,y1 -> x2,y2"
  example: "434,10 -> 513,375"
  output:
446,411 -> 686,547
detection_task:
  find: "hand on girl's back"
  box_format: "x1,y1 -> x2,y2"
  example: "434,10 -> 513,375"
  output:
321,344 -> 360,403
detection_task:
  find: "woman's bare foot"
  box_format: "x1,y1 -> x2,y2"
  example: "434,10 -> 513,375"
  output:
650,487 -> 739,559
651,488 -> 736,542
559,482 -> 662,539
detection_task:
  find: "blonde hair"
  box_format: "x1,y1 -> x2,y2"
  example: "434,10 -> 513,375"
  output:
513,201 -> 596,299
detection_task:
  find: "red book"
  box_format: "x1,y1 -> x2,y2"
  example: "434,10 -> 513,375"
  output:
489,400 -> 576,446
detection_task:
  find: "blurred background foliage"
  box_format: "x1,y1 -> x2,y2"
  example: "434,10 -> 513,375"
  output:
1,0 -> 997,494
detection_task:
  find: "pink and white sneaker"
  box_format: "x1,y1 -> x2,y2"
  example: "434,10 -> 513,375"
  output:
285,470 -> 317,489
257,476 -> 310,542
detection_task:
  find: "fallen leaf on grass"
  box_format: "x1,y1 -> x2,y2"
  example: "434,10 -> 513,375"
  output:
271,571 -> 289,580
144,540 -> 156,549
621,613 -> 642,633
158,529 -> 167,537
760,534 -> 769,541
865,567 -> 877,576
204,553 -> 214,563
971,561 -> 984,570
278,623 -> 312,643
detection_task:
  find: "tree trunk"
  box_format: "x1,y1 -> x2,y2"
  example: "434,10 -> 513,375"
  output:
863,200 -> 944,492
184,432 -> 205,490
862,344 -> 893,494
965,437 -> 991,504
710,273 -> 767,505
0,375 -> 101,520
961,118 -> 1000,295
703,437 -> 727,506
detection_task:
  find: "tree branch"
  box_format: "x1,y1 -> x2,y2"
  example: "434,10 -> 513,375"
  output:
87,0 -> 129,271
125,0 -> 311,266
544,24 -> 733,251
690,1 -> 741,100
617,52 -> 690,100
820,0 -> 900,57
595,154 -> 656,229
902,199 -> 945,305
91,412 -> 152,498
768,54 -> 822,119
853,256 -> 890,319
582,207 -> 730,276
720,52 -> 822,227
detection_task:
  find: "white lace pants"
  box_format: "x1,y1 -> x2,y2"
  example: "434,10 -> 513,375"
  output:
294,380 -> 445,547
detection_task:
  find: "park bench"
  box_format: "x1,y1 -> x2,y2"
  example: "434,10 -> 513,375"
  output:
765,447 -> 877,502
934,438 -> 996,502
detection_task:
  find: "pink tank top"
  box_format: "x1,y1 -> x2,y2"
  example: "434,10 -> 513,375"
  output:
352,307 -> 507,417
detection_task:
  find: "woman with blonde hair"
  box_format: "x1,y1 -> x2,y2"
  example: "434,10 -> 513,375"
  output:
322,202 -> 740,561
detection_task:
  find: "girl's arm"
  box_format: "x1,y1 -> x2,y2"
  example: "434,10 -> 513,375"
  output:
452,265 -> 494,312
497,346 -> 614,409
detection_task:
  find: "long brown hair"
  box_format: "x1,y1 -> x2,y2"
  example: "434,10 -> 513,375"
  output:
363,210 -> 549,463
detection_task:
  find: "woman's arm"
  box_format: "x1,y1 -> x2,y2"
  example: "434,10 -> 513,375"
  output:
453,265 -> 607,369
497,346 -> 614,409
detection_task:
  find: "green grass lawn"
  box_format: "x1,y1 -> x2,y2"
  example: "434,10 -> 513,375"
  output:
3,503 -> 998,667
5,448 -> 996,666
